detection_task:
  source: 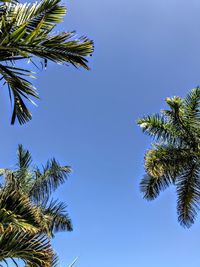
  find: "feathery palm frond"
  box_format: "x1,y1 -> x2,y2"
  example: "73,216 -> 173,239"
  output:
0,229 -> 57,267
0,144 -> 72,237
0,188 -> 42,233
30,159 -> 71,203
176,163 -> 200,227
137,113 -> 183,145
42,199 -> 73,236
0,0 -> 94,124
0,144 -> 73,265
138,87 -> 200,227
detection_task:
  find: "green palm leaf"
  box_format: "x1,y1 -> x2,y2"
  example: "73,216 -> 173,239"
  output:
30,159 -> 71,203
138,87 -> 200,227
0,144 -> 72,237
0,0 -> 94,124
42,199 -> 73,236
0,144 -> 73,265
0,229 -> 57,267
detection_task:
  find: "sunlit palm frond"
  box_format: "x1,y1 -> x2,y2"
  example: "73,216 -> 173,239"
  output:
137,113 -> 182,145
0,187 -> 46,233
5,0 -> 66,30
144,145 -> 192,179
0,0 -> 94,124
0,229 -> 57,267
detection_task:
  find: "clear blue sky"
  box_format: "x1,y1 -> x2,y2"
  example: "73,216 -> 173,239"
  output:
1,0 -> 200,266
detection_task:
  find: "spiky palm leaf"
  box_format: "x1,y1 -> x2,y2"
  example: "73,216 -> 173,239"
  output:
0,0 -> 93,124
0,229 -> 58,267
1,144 -> 73,236
138,87 -> 200,227
0,144 -> 73,266
42,199 -> 72,237
0,188 -> 43,233
0,186 -> 59,266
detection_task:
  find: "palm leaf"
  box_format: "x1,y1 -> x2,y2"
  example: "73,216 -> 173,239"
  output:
0,187 -> 48,233
176,163 -> 200,227
0,0 -> 93,124
42,199 -> 72,236
30,159 -> 71,203
0,229 -> 57,267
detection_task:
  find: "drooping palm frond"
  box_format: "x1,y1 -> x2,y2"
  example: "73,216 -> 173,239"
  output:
176,163 -> 200,228
138,87 -> 200,227
0,0 -> 94,124
0,229 -> 58,267
42,199 -> 72,236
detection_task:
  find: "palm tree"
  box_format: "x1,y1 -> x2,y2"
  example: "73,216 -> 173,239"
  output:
0,187 -> 58,266
0,144 -> 73,236
137,87 -> 200,228
0,144 -> 73,266
0,0 -> 93,124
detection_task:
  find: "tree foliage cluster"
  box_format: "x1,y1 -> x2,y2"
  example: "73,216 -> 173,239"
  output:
138,87 -> 200,228
0,0 -> 93,265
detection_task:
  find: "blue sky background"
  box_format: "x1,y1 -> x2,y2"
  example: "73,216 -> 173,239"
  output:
1,0 -> 200,266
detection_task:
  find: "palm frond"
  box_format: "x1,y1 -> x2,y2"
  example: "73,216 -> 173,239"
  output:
183,87 -> 200,134
0,187 -> 46,233
176,163 -> 200,227
42,199 -> 72,236
5,0 -> 66,31
30,159 -> 71,203
0,229 -> 57,267
140,174 -> 172,200
0,0 -> 94,124
0,64 -> 38,124
17,144 -> 32,170
145,145 -> 193,179
137,114 -> 182,145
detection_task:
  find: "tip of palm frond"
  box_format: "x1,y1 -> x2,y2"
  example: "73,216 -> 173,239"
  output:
11,103 -> 32,125
178,211 -> 196,228
140,175 -> 159,201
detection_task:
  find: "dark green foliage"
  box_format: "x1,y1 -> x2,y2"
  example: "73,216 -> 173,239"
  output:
0,144 -> 72,266
0,0 -> 94,124
0,230 -> 58,267
138,87 -> 200,227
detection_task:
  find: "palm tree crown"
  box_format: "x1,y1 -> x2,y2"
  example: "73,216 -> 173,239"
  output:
0,144 -> 73,266
137,87 -> 200,228
1,144 -> 73,236
0,0 -> 94,124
